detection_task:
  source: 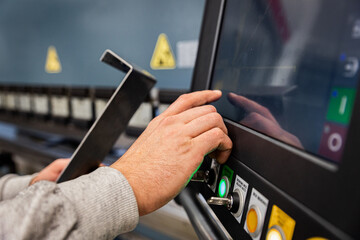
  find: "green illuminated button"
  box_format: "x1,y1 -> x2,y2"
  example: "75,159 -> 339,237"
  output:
326,88 -> 356,124
219,179 -> 227,197
218,176 -> 230,198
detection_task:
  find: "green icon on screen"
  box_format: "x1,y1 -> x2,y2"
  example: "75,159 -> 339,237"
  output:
326,88 -> 356,124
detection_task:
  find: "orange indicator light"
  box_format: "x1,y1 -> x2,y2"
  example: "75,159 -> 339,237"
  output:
247,208 -> 258,233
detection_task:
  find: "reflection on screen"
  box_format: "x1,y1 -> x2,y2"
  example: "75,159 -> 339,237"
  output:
210,0 -> 360,163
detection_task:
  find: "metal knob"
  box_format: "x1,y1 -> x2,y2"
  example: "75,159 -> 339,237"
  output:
207,196 -> 233,210
191,169 -> 216,185
207,191 -> 241,213
191,170 -> 209,182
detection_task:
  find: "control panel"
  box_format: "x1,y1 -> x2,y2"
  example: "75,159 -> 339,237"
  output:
193,157 -> 345,240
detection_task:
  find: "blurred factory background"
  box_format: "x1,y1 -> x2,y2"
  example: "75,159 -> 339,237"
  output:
0,0 -> 205,239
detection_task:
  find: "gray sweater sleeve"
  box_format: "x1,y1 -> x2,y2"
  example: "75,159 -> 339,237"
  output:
0,174 -> 35,201
0,167 -> 139,240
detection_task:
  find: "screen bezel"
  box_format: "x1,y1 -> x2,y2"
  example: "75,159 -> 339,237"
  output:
191,0 -> 360,234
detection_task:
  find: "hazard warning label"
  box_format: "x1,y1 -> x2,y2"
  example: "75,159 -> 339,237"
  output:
150,33 -> 176,69
45,46 -> 62,73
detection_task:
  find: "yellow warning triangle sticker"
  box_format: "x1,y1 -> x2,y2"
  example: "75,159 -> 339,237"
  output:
45,46 -> 62,73
150,33 -> 176,69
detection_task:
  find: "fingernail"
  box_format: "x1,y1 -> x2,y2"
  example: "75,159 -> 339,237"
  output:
213,90 -> 222,94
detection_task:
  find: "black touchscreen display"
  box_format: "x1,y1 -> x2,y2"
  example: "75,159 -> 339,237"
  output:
211,0 -> 360,163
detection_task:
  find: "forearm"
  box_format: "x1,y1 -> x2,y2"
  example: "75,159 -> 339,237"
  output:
0,167 -> 139,240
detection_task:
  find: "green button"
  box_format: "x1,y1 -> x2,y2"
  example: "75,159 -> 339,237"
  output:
326,88 -> 356,124
219,178 -> 227,198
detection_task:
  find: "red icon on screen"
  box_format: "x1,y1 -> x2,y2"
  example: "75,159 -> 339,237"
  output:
319,123 -> 347,162
327,132 -> 343,152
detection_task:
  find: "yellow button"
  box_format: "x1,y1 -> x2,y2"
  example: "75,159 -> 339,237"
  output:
307,238 -> 329,240
247,208 -> 258,233
266,227 -> 283,240
267,205 -> 295,240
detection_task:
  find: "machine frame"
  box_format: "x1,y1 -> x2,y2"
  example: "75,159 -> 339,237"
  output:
190,0 -> 360,238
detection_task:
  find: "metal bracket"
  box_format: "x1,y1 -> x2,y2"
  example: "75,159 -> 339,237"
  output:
57,50 -> 156,183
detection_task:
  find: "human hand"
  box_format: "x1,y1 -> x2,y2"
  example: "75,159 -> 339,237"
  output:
30,159 -> 70,185
228,93 -> 302,148
111,90 -> 232,216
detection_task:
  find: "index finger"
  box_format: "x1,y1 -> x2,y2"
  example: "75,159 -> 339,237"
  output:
162,90 -> 222,117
